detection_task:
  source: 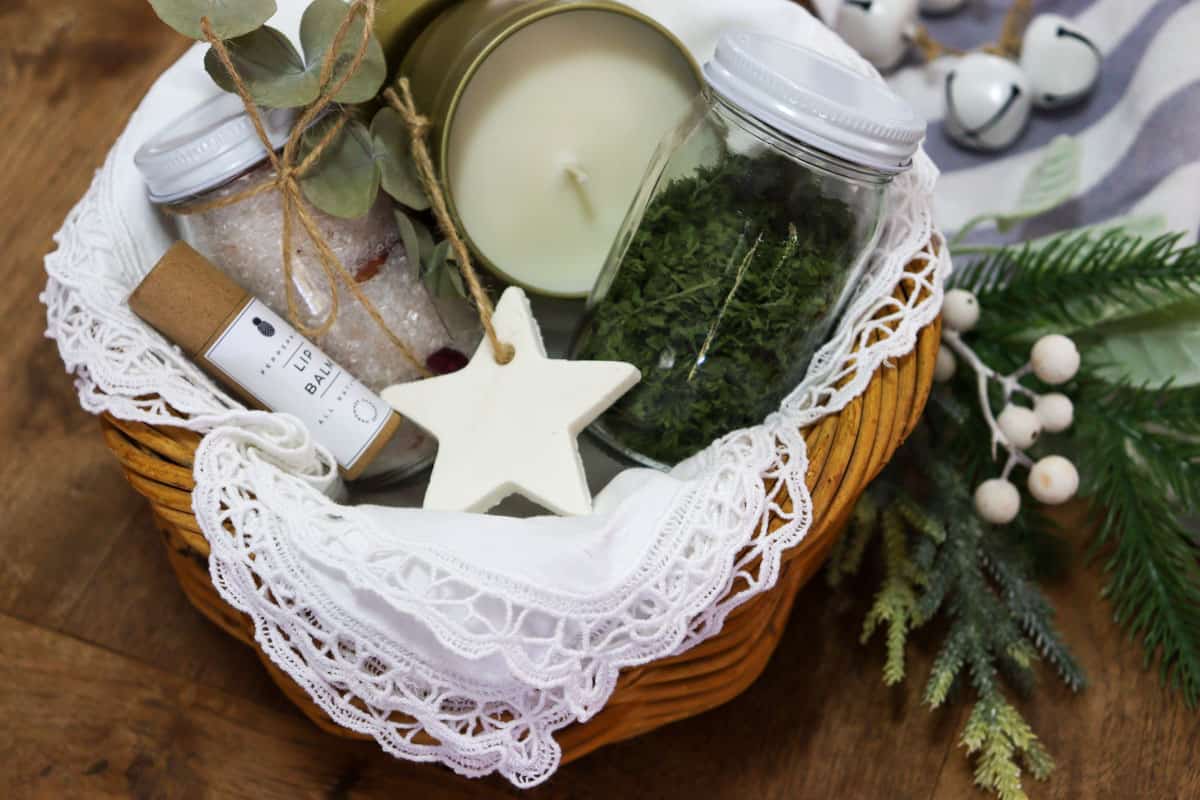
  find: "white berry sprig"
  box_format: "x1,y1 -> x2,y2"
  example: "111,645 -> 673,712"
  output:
935,288 -> 1081,524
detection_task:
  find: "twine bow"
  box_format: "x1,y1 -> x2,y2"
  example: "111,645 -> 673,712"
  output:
174,0 -> 516,376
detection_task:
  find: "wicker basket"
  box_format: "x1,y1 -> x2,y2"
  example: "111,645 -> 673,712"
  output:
98,260 -> 940,765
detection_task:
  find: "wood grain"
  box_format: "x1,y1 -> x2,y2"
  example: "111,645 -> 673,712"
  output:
3,1 -> 1199,798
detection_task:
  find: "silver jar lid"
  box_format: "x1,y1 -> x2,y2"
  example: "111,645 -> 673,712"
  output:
134,92 -> 298,204
704,32 -> 925,173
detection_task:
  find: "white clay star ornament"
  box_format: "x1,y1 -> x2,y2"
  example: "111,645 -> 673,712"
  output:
381,287 -> 641,516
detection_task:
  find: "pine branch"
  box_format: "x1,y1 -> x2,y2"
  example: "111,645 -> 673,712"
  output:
860,507 -> 923,685
953,232 -> 1200,345
845,460 -> 1071,797
962,691 -> 1054,800
828,492 -> 879,587
982,544 -> 1086,692
841,229 -> 1200,798
1074,381 -> 1200,706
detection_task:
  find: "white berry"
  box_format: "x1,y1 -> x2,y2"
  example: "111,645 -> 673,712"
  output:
920,0 -> 966,13
1028,455 -> 1080,505
997,404 -> 1042,449
835,0 -> 919,72
975,478 -> 1021,525
1031,334 -> 1081,385
1034,393 -> 1074,433
944,53 -> 1033,152
942,289 -> 981,333
934,346 -> 957,382
1020,14 -> 1102,109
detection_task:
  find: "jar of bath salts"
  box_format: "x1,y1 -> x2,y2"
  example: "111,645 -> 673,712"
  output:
136,93 -> 481,483
572,33 -> 925,469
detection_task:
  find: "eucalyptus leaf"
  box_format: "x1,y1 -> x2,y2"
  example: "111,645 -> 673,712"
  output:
996,135 -> 1081,233
1083,299 -> 1200,388
299,0 -> 387,104
421,240 -> 467,299
421,239 -> 449,272
442,251 -> 467,299
298,117 -> 381,219
204,26 -> 317,108
394,209 -> 434,268
150,0 -> 276,40
372,108 -> 430,210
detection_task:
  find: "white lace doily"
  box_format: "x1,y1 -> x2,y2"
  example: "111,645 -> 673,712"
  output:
42,0 -> 948,787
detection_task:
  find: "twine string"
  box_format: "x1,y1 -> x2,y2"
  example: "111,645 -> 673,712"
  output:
384,79 -> 515,365
171,1 -> 433,378
996,0 -> 1032,58
909,25 -> 964,62
911,0 -> 1032,62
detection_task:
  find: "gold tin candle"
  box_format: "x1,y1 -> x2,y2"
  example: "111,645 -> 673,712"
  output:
401,0 -> 703,298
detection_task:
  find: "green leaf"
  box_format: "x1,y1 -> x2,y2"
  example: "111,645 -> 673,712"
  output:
298,117 -> 380,219
204,1 -> 386,108
421,240 -> 467,299
1083,212 -> 1170,242
371,108 -> 429,210
394,208 -> 434,267
204,26 -> 316,108
150,0 -> 276,40
949,135 -> 1082,246
957,232 -> 1200,349
951,214 -> 1168,259
996,135 -> 1082,233
299,0 -> 387,104
1083,300 -> 1200,388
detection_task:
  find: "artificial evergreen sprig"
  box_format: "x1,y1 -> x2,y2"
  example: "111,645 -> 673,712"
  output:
831,459 -> 1074,800
965,233 -> 1200,706
1072,381 -> 1200,706
837,229 -> 1200,799
955,231 -> 1200,352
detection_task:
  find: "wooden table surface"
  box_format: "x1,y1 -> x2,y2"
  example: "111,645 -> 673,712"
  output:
2,2 -> 1198,798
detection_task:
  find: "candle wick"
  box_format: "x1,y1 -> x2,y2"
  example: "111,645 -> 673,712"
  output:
565,164 -> 591,185
564,163 -> 595,220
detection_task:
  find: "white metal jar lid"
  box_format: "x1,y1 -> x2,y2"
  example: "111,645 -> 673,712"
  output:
704,32 -> 925,174
134,92 -> 298,204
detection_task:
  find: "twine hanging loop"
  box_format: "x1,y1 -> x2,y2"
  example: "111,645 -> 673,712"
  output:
384,79 -> 515,365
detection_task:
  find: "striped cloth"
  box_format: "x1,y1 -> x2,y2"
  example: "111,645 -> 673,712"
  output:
876,0 -> 1197,246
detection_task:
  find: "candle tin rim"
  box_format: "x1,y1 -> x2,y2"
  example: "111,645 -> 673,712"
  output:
409,0 -> 704,300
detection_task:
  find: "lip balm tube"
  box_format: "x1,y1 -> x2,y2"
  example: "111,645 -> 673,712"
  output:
129,242 -> 408,480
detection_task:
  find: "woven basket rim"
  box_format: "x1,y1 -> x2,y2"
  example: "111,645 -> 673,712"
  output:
95,251 -> 941,765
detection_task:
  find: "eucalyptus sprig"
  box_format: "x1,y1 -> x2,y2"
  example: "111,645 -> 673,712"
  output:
149,0 -> 276,40
149,0 -> 431,220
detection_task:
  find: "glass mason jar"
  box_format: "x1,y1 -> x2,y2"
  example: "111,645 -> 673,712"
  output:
135,93 -> 481,484
572,33 -> 924,469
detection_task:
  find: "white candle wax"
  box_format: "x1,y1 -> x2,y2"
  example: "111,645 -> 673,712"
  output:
447,10 -> 699,298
